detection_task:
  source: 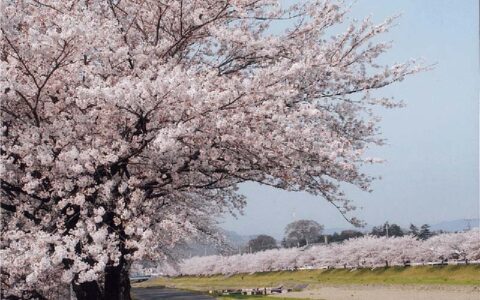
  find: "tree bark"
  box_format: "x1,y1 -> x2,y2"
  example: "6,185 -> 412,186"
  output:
73,281 -> 102,300
104,257 -> 132,300
72,259 -> 132,300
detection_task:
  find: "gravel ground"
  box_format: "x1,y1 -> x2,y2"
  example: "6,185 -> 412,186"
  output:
272,284 -> 480,300
131,287 -> 215,300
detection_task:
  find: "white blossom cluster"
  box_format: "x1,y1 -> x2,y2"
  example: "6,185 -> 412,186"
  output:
1,0 -> 422,298
175,230 -> 480,276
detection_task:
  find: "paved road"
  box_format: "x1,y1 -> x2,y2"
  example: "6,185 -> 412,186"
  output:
131,287 -> 215,300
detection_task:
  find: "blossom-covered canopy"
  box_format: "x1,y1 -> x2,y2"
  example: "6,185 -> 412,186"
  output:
1,0 -> 420,298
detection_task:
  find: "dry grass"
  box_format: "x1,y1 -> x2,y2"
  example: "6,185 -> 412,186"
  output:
135,265 -> 480,292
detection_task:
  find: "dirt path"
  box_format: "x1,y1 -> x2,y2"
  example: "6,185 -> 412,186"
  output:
273,284 -> 480,300
131,287 -> 215,300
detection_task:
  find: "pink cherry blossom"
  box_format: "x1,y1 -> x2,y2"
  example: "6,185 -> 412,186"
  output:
1,1 -> 423,299
174,230 -> 480,276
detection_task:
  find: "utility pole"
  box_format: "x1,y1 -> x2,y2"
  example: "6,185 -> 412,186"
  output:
465,219 -> 472,231
385,222 -> 389,238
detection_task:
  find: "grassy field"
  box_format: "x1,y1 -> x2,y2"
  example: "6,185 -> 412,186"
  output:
135,265 -> 480,292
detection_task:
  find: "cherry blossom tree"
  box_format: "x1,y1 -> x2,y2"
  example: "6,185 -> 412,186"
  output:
174,230 -> 480,276
282,219 -> 324,247
1,0 -> 421,299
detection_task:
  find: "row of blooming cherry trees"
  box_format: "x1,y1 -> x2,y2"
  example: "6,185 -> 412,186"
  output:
172,230 -> 480,276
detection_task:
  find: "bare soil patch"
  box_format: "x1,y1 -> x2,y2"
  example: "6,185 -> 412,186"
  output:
272,284 -> 480,300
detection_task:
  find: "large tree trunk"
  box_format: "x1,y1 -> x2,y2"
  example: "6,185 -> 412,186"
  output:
104,257 -> 132,300
72,260 -> 132,300
73,215 -> 132,299
73,281 -> 102,300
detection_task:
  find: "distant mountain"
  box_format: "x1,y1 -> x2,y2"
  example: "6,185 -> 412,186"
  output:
223,230 -> 256,248
177,230 -> 256,257
430,218 -> 479,232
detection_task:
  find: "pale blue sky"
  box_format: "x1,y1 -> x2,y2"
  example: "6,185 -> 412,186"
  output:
220,0 -> 479,238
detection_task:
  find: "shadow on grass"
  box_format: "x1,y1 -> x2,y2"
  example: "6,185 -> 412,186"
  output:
217,296 -> 314,300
